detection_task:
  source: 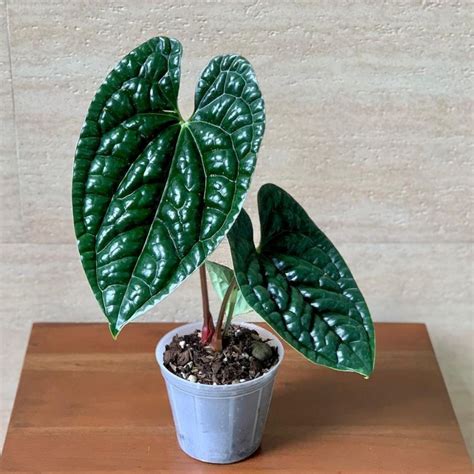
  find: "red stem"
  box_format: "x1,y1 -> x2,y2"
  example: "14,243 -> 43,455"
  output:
199,265 -> 214,344
210,278 -> 236,351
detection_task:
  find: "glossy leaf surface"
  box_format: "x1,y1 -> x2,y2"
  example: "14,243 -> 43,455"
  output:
228,184 -> 375,376
72,37 -> 265,336
205,260 -> 253,316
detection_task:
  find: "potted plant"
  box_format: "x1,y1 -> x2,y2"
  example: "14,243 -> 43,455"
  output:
72,36 -> 375,464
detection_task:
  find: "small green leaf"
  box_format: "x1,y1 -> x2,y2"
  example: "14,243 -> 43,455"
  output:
227,184 -> 375,377
72,37 -> 265,336
205,260 -> 253,316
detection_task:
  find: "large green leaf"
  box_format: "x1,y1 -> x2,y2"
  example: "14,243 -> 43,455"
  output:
205,260 -> 253,316
227,184 -> 375,377
72,37 -> 265,336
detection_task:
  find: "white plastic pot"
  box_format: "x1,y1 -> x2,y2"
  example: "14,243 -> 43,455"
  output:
156,322 -> 284,464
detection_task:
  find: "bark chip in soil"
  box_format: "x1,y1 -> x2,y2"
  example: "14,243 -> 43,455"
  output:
163,325 -> 279,385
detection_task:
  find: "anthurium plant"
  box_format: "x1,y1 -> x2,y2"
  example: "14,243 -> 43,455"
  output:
73,36 -> 375,378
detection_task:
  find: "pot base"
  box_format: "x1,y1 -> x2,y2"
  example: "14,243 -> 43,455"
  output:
178,439 -> 260,464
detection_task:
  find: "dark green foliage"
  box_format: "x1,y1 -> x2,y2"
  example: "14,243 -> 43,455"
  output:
73,37 -> 265,336
228,184 -> 375,377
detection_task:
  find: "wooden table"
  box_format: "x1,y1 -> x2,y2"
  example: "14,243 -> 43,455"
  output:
0,323 -> 470,473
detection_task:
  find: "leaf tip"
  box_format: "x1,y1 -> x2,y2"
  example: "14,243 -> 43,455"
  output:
108,323 -> 120,340
360,361 -> 375,379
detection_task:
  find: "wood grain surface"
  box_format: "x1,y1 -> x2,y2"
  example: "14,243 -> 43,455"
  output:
0,322 -> 470,473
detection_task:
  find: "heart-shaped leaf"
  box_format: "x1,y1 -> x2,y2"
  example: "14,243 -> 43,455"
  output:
72,37 -> 265,336
227,184 -> 375,376
205,260 -> 253,316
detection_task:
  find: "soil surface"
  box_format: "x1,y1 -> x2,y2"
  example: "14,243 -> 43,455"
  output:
163,325 -> 279,385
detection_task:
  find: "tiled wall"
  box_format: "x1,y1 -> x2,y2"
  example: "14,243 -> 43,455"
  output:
0,0 -> 472,456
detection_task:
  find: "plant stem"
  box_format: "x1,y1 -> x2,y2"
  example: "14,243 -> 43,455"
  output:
199,265 -> 214,344
210,277 -> 237,351
223,288 -> 237,335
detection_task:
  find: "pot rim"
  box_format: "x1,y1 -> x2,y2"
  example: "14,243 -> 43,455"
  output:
155,321 -> 285,389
